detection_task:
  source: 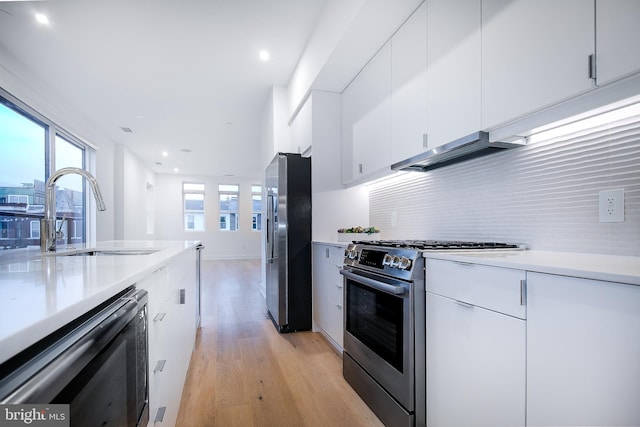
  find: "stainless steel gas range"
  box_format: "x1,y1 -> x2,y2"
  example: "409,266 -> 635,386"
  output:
340,240 -> 523,427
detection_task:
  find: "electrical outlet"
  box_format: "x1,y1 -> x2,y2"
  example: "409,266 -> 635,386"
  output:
598,189 -> 624,223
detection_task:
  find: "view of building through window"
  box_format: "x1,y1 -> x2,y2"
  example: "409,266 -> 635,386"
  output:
219,184 -> 239,231
183,182 -> 205,232
0,94 -> 89,251
252,185 -> 262,231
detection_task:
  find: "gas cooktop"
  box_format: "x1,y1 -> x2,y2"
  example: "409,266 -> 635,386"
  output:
350,240 -> 523,250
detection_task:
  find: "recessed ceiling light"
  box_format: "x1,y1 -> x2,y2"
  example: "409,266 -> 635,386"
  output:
173,168 -> 179,173
161,151 -> 168,157
35,13 -> 49,25
259,50 -> 270,61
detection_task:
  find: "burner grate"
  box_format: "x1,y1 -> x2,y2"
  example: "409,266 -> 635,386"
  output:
351,240 -> 522,250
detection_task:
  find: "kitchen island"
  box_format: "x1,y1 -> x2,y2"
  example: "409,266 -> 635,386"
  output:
0,239 -> 200,426
0,240 -> 200,365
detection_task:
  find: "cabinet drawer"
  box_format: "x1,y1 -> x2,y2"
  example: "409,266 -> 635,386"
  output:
425,258 -> 526,319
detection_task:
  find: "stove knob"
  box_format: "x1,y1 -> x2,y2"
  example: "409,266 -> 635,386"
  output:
382,254 -> 393,266
346,249 -> 359,260
390,256 -> 400,268
398,257 -> 412,270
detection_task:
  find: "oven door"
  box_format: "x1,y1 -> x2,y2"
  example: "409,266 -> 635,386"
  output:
341,268 -> 414,411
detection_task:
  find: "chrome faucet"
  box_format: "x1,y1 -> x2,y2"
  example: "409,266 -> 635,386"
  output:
40,167 -> 106,252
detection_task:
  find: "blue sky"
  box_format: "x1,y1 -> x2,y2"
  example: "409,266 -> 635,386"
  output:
1,103 -> 83,192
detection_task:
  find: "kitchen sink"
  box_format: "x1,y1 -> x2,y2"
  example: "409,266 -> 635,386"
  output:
54,248 -> 162,256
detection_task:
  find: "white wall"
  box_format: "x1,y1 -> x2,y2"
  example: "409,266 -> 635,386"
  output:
113,144 -> 156,240
154,174 -> 261,260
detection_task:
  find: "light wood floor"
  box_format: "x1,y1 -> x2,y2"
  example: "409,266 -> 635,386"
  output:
176,259 -> 384,427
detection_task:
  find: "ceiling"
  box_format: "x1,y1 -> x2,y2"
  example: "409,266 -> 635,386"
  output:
0,0 -> 327,178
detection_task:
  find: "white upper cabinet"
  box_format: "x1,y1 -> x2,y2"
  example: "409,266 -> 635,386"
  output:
289,97 -> 313,155
341,41 -> 392,185
391,2 -> 427,164
426,0 -> 481,149
595,0 -> 640,86
481,0 -> 595,130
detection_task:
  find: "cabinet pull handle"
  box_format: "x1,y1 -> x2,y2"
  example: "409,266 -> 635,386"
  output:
154,360 -> 166,373
336,304 -> 342,310
423,133 -> 428,148
520,279 -> 527,306
455,300 -> 474,309
179,288 -> 186,304
325,248 -> 330,258
358,163 -> 363,174
153,312 -> 166,322
588,53 -> 596,80
154,407 -> 166,423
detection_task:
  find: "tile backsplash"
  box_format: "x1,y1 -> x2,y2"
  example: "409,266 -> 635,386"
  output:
369,114 -> 640,256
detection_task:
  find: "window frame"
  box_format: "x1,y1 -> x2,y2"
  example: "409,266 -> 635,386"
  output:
251,184 -> 262,231
218,184 -> 239,231
0,87 -> 98,250
182,182 -> 205,232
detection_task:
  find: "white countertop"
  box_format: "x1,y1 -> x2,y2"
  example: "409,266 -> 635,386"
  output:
0,240 -> 200,365
312,240 -> 349,247
423,250 -> 640,286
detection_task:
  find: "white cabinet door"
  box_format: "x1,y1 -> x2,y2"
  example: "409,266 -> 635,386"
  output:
138,248 -> 197,427
341,41 -> 392,184
426,0 -> 481,149
391,2 -> 427,163
312,244 -> 344,350
289,95 -> 313,155
595,0 -> 640,85
527,272 -> 640,426
481,0 -> 594,129
425,292 -> 526,427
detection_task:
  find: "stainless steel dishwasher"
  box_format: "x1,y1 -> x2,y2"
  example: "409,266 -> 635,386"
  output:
0,287 -> 149,427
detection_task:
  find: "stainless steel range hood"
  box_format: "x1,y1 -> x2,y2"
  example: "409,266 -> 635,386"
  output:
391,131 -> 524,172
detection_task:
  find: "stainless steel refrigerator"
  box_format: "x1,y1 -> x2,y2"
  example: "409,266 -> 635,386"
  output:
265,153 -> 312,333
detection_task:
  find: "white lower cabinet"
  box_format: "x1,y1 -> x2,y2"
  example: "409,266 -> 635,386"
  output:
312,243 -> 345,350
425,258 -> 640,427
526,272 -> 640,426
137,248 -> 197,426
425,259 -> 526,427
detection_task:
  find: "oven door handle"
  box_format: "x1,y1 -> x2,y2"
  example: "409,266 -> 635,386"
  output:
340,269 -> 407,295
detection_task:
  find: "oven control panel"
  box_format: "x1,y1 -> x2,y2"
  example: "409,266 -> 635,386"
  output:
344,244 -> 420,279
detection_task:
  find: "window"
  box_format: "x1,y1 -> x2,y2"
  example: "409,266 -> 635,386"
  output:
219,184 -> 239,231
30,221 -> 40,239
252,185 -> 262,231
0,89 -> 93,251
183,182 -> 205,232
8,195 -> 29,204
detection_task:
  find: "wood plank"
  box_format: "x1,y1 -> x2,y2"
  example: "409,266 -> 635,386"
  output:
176,259 -> 383,426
